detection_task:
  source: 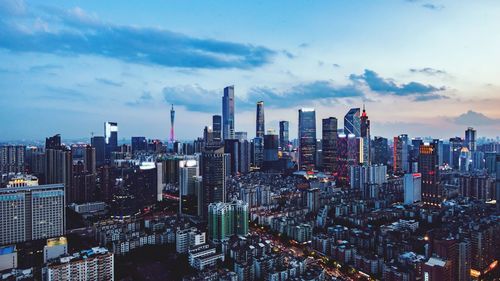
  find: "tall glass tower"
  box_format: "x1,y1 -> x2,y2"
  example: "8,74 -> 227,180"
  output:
279,121 -> 289,151
344,108 -> 361,137
322,117 -> 338,173
222,86 -> 235,140
298,108 -> 317,171
256,101 -> 265,138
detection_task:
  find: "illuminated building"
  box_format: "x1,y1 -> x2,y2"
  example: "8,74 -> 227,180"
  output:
44,237 -> 68,263
393,134 -> 409,174
419,143 -> 440,206
336,134 -> 349,184
222,85 -> 235,140
322,117 -> 338,173
6,174 -> 39,187
298,108 -> 317,171
170,104 -> 175,143
449,137 -> 463,169
360,105 -> 371,165
279,121 -> 289,151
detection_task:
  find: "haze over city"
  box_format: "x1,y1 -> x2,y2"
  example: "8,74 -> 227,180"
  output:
1,0 -> 500,141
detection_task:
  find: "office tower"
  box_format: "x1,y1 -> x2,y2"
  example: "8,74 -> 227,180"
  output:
484,152 -> 497,175
410,138 -> 423,170
104,122 -> 118,160
344,108 -> 361,137
373,136 -> 389,165
464,127 -> 476,151
496,154 -> 500,210
131,136 -> 147,155
419,143 -> 440,206
263,132 -> 280,172
224,139 -> 240,175
45,134 -> 62,150
350,164 -> 387,198
45,148 -> 73,202
207,201 -> 248,241
0,184 -> 65,245
360,105 -> 371,165
179,160 -> 199,196
306,188 -> 320,212
222,85 -> 235,140
212,115 -> 222,143
201,149 -> 229,219
347,134 -> 361,166
0,145 -> 25,173
91,136 -> 105,166
256,101 -> 265,138
170,104 -> 175,143
235,131 -> 247,141
252,137 -> 264,168
298,108 -> 317,171
203,126 -> 214,148
322,117 -> 338,173
44,237 -> 68,263
404,173 -> 422,204
459,147 -> 471,172
433,139 -> 444,166
393,134 -> 409,174
44,247 -> 114,281
336,134 -> 349,183
83,145 -> 96,174
279,121 -> 289,150
449,137 -> 463,169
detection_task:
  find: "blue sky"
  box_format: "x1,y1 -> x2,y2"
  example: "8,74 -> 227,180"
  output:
1,0 -> 499,141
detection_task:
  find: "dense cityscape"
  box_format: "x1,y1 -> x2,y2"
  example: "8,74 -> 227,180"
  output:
0,85 -> 499,280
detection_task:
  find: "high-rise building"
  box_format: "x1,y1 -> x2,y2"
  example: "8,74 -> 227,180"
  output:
252,137 -> 264,169
394,134 -> 409,174
496,154 -> 500,211
131,136 -> 147,155
104,122 -> 118,160
43,237 -> 68,263
322,117 -> 338,173
0,184 -> 65,245
222,86 -> 235,140
404,173 -> 422,205
45,148 -> 73,202
336,134 -> 349,183
256,101 -> 265,138
344,108 -> 361,137
212,115 -> 222,143
45,134 -> 62,150
0,145 -> 25,174
306,188 -> 320,213
179,160 -> 199,196
263,132 -> 280,172
170,104 -> 176,143
207,200 -> 248,241
464,127 -> 476,152
279,121 -> 289,151
201,148 -> 229,219
373,136 -> 389,165
449,137 -> 463,169
360,105 -> 371,165
298,108 -> 317,171
419,143 -> 440,206
91,136 -> 105,166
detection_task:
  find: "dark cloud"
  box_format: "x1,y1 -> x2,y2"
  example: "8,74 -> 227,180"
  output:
350,69 -> 446,101
0,5 -> 277,69
126,91 -> 154,106
282,50 -> 296,59
421,3 -> 444,10
453,110 -> 500,126
95,78 -> 123,87
409,67 -> 446,76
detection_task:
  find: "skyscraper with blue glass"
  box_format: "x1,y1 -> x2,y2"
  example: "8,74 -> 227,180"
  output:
222,86 -> 235,140
299,108 -> 317,171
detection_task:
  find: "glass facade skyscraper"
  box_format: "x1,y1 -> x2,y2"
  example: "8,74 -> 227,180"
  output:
212,115 -> 222,143
279,121 -> 289,150
344,108 -> 361,137
298,108 -> 317,171
256,101 -> 265,138
222,86 -> 235,140
322,117 -> 338,173
465,127 -> 476,152
104,122 -> 118,160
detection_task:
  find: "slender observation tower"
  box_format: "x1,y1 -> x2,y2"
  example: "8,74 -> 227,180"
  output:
170,104 -> 175,143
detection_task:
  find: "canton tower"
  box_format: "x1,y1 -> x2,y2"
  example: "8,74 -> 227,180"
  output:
170,104 -> 175,143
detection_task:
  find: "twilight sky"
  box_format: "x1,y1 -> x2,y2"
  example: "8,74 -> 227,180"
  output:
1,0 -> 499,141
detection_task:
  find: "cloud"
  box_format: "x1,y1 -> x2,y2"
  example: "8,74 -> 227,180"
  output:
0,0 -> 26,16
41,86 -> 88,102
349,69 -> 446,101
409,67 -> 446,76
163,85 -> 220,113
95,78 -> 123,87
421,3 -> 444,10
0,5 -> 277,69
298,43 -> 309,48
452,110 -> 500,126
28,64 -> 63,73
126,91 -> 154,106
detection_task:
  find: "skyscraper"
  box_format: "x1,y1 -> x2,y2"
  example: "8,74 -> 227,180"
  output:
263,131 -> 280,172
0,145 -> 25,174
222,86 -> 235,140
344,108 -> 361,137
464,127 -> 476,152
212,115 -> 222,143
256,101 -> 265,138
373,136 -> 389,165
360,105 -> 371,165
207,200 -> 248,242
394,134 -> 409,174
170,104 -> 176,143
104,122 -> 118,160
45,148 -> 73,202
279,121 -> 289,150
0,184 -> 65,245
201,148 -> 229,219
252,137 -> 264,168
322,117 -> 338,173
91,136 -> 105,166
298,108 -> 317,171
131,136 -> 147,155
449,137 -> 463,169
45,134 -> 62,150
419,143 -> 440,206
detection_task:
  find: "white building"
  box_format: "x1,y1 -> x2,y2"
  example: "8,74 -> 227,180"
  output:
404,173 -> 422,205
176,227 -> 206,253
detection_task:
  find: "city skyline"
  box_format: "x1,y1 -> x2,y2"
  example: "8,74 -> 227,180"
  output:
1,0 -> 500,141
